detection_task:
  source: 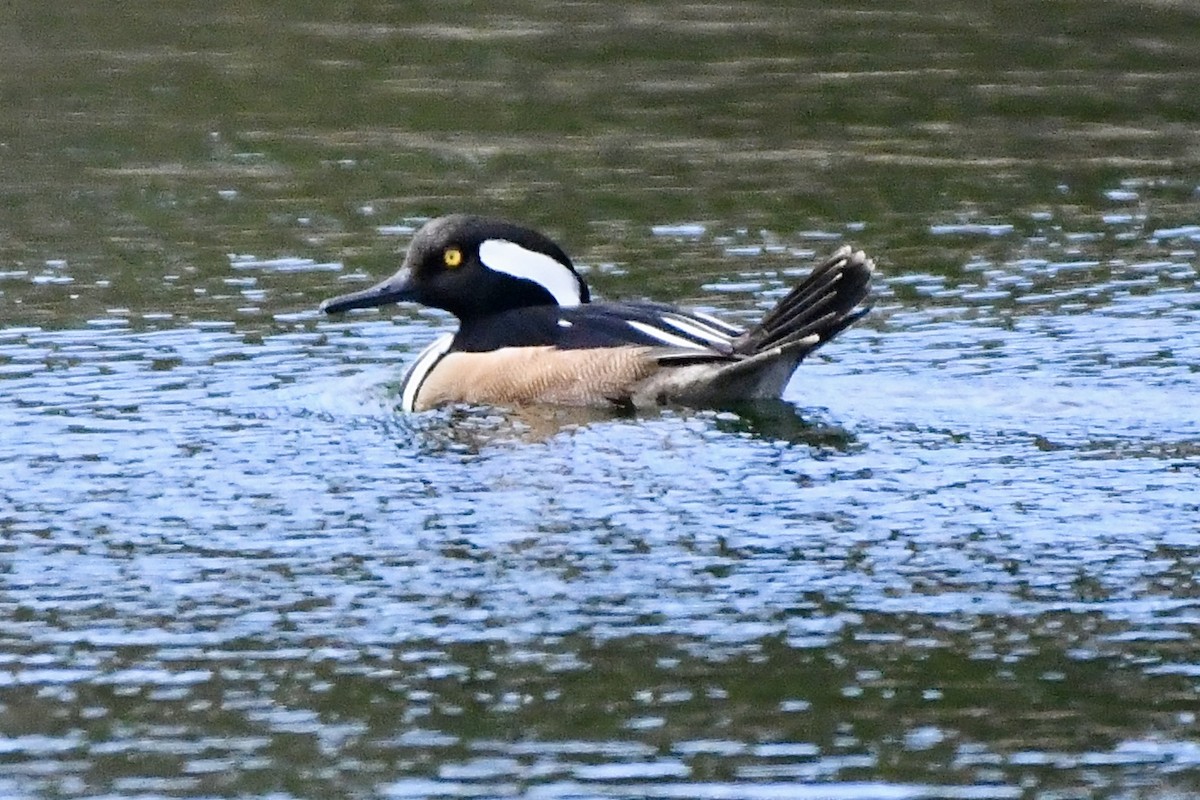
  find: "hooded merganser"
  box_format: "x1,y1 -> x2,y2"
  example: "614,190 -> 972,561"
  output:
320,214 -> 874,412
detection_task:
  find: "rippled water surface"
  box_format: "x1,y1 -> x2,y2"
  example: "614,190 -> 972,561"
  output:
2,2 -> 1200,798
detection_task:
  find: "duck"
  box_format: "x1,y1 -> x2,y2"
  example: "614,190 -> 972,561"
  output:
319,214 -> 874,412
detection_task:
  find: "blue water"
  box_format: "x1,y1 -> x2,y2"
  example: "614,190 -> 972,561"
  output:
3,1 -> 1200,797
4,222 -> 1199,796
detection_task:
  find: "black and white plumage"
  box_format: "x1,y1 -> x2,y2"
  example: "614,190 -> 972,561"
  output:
320,214 -> 874,412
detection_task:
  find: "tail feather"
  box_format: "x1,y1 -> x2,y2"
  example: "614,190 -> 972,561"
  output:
735,245 -> 874,357
632,246 -> 874,405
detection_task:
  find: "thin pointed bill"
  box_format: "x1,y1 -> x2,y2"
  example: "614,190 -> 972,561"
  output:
319,270 -> 416,314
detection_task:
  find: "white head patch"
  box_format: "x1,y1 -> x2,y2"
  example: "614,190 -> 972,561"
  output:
478,239 -> 582,307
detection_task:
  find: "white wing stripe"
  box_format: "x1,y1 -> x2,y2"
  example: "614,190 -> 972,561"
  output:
479,239 -> 582,307
660,313 -> 736,345
626,320 -> 711,350
685,309 -> 743,334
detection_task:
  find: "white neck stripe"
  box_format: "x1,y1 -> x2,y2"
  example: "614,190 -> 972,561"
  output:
401,332 -> 454,412
478,239 -> 582,307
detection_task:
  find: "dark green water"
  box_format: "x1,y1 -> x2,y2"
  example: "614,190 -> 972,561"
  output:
2,2 -> 1199,798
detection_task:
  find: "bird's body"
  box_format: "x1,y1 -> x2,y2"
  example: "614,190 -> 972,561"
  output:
320,215 -> 873,412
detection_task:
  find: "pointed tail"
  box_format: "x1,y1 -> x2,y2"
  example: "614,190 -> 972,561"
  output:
734,245 -> 874,359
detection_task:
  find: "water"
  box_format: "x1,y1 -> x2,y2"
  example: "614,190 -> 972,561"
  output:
2,2 -> 1200,798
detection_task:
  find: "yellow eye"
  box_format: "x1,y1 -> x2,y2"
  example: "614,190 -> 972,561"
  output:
443,247 -> 463,268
